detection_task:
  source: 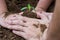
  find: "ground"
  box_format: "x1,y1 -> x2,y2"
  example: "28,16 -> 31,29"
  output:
0,0 -> 55,40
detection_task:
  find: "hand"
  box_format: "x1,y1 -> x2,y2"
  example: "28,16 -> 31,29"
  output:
12,25 -> 40,40
37,11 -> 53,24
4,12 -> 52,40
32,10 -> 53,27
0,12 -> 23,29
1,12 -> 51,40
0,16 -> 40,40
3,13 -> 41,40
32,10 -> 53,20
5,11 -> 52,27
4,13 -> 43,40
5,13 -> 45,31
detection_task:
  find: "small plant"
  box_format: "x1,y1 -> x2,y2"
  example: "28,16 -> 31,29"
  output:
20,4 -> 38,19
21,4 -> 35,11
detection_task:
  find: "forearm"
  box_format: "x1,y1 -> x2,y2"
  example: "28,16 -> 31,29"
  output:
35,0 -> 52,11
46,0 -> 60,40
0,0 -> 8,14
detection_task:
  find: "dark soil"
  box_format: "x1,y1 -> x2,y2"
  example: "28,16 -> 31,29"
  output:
0,0 -> 55,40
22,11 -> 37,18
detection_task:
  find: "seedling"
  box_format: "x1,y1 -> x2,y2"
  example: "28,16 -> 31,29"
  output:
21,4 -> 35,11
21,4 -> 37,18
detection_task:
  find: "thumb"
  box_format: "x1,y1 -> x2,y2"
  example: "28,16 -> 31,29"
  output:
39,14 -> 49,25
39,14 -> 48,20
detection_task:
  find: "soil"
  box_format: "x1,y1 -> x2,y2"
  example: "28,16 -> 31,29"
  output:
0,0 -> 55,40
22,10 -> 37,18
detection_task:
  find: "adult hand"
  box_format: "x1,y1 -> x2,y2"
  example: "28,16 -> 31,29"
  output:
3,12 -> 52,40
12,24 -> 40,40
2,13 -> 41,40
0,15 -> 40,40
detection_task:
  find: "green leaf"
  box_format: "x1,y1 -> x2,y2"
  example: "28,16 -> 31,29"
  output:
27,4 -> 31,11
21,7 -> 27,11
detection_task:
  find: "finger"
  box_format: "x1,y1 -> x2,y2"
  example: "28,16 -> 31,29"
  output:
39,14 -> 49,22
0,17 -> 24,31
44,12 -> 52,17
6,14 -> 18,20
5,15 -> 19,24
12,30 -> 27,39
8,19 -> 31,27
9,20 -> 28,27
36,12 -> 41,18
7,25 -> 24,31
5,18 -> 29,27
5,16 -> 24,25
1,22 -> 25,31
6,19 -> 23,25
35,11 -> 48,20
39,14 -> 48,20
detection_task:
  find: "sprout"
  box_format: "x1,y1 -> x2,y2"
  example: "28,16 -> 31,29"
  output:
21,7 -> 27,11
27,4 -> 31,11
21,4 -> 35,11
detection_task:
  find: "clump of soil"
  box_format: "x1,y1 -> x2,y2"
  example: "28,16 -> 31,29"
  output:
22,10 -> 37,18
